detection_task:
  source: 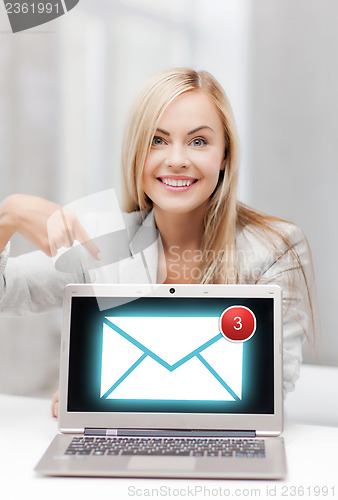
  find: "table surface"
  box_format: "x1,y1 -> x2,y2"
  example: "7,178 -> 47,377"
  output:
1,394 -> 337,500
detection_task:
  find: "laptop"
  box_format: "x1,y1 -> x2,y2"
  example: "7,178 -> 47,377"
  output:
35,283 -> 287,479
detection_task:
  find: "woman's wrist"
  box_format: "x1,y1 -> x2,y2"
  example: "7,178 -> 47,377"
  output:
0,241 -> 10,274
0,195 -> 19,252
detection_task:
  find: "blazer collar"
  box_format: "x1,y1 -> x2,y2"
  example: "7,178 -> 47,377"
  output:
128,209 -> 158,257
119,209 -> 161,284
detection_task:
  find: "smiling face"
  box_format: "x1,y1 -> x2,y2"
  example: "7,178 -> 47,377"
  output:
142,90 -> 226,218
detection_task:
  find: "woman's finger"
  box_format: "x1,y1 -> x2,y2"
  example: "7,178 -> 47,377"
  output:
48,208 -> 100,259
51,390 -> 59,418
73,219 -> 101,260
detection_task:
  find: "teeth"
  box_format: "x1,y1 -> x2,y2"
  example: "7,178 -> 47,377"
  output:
162,178 -> 193,187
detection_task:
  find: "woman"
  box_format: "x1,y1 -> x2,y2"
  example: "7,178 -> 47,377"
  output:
0,68 -> 316,415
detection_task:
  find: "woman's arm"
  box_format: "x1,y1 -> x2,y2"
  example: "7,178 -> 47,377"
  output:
0,194 -> 100,257
0,194 -> 99,315
0,248 -> 85,315
256,223 -> 315,395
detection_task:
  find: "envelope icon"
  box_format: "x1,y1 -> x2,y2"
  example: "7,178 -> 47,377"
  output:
100,316 -> 243,402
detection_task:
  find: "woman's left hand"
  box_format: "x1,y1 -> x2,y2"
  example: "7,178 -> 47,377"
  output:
51,389 -> 59,418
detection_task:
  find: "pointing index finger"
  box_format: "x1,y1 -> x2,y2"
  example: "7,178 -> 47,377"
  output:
74,220 -> 101,261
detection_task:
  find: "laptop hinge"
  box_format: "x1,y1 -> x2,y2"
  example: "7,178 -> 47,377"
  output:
84,429 -> 256,438
84,428 -> 118,437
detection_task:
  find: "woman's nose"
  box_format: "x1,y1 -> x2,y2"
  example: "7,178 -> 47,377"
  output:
164,145 -> 191,169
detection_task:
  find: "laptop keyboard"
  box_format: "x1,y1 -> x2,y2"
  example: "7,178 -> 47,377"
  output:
65,437 -> 266,458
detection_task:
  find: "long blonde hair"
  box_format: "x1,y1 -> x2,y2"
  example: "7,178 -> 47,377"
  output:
121,67 -> 241,283
120,68 -> 315,314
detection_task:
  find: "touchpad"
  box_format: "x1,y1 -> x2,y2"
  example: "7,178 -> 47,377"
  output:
127,456 -> 196,471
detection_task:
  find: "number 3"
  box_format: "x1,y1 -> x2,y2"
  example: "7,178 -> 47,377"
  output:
233,316 -> 242,330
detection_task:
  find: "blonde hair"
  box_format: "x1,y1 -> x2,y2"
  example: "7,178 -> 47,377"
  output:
121,67 -> 240,283
121,67 -> 317,346
121,68 -> 314,299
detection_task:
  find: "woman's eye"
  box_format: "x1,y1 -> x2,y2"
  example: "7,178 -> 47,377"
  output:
190,137 -> 207,147
152,136 -> 165,146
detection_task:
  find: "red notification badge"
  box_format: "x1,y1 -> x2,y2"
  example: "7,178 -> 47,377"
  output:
220,306 -> 256,343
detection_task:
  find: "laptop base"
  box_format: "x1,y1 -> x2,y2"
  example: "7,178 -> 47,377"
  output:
35,434 -> 287,479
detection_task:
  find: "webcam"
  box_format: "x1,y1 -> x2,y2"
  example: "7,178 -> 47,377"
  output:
169,288 -> 175,294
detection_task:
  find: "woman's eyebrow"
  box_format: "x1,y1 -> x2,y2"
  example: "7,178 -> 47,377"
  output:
187,125 -> 214,135
155,125 -> 214,137
156,128 -> 170,136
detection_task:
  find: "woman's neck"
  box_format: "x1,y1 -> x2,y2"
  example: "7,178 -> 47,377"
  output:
153,204 -> 207,284
154,206 -> 205,251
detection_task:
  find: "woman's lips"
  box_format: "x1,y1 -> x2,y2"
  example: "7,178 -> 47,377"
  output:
157,176 -> 198,192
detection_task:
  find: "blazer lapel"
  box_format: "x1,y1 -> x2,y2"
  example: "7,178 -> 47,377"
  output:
118,210 -> 161,284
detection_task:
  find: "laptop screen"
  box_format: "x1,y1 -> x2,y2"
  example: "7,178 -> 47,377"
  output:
67,295 -> 275,415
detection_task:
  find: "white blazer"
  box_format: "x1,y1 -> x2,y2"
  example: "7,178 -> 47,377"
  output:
0,209 -> 313,395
